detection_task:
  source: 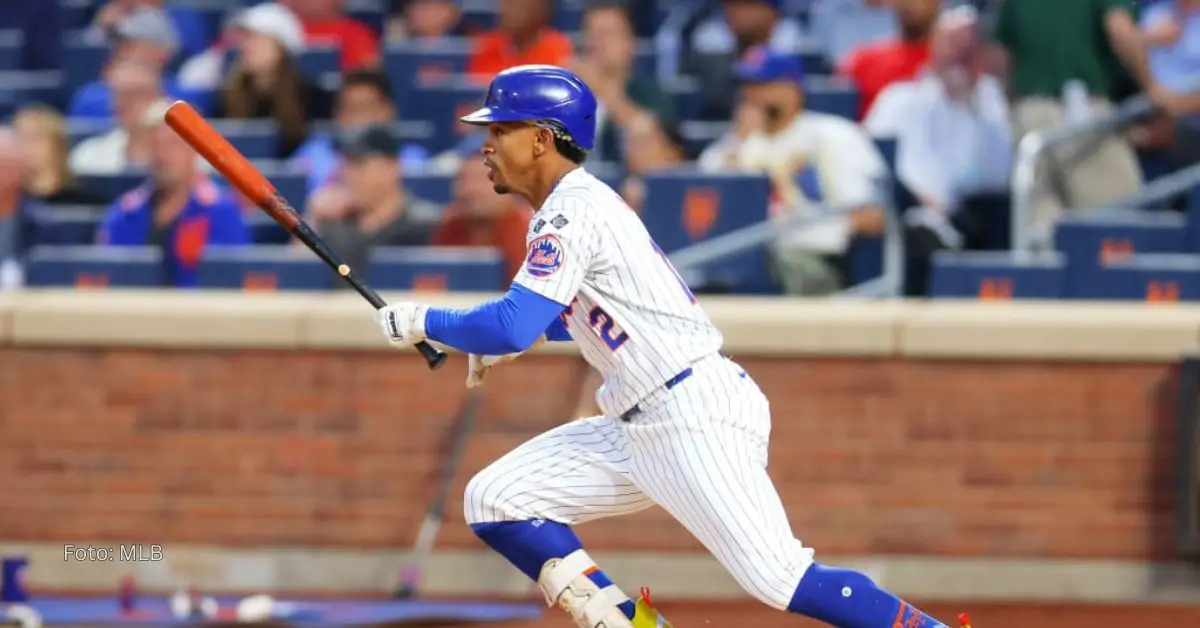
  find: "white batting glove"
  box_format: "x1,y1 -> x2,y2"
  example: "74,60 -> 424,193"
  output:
377,302 -> 429,348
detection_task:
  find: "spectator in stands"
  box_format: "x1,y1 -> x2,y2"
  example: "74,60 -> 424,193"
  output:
0,0 -> 64,71
840,0 -> 939,120
620,114 -> 689,212
466,0 -> 573,79
283,0 -> 382,70
69,60 -> 163,176
684,0 -> 805,120
213,3 -> 334,159
176,8 -> 254,94
69,6 -> 208,120
97,101 -> 248,289
810,0 -> 899,68
307,125 -> 440,281
0,127 -> 42,291
386,0 -> 464,42
291,69 -> 429,194
698,47 -> 889,296
1135,0 -> 1200,172
12,105 -> 105,206
432,144 -> 531,277
573,1 -> 678,163
864,6 -> 1013,295
993,0 -> 1159,242
85,0 -> 212,62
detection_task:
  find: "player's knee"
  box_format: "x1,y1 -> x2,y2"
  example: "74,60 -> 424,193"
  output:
462,463 -> 518,524
733,541 -> 815,611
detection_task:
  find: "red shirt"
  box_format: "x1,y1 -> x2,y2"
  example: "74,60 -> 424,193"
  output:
466,30 -> 573,79
302,18 -> 380,70
432,204 -> 532,277
840,39 -> 931,120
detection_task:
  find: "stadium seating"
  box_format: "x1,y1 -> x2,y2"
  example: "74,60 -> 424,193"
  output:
0,30 -> 22,72
1075,253 -> 1200,301
63,41 -> 109,97
196,246 -> 333,291
24,245 -> 165,288
1053,211 -> 1189,298
929,250 -> 1068,299
639,169 -> 774,293
0,71 -> 64,119
28,205 -> 108,246
367,246 -> 508,291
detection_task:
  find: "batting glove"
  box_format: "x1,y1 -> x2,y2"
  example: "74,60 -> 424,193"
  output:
377,302 -> 429,348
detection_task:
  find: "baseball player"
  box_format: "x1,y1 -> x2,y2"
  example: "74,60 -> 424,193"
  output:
376,65 -> 957,628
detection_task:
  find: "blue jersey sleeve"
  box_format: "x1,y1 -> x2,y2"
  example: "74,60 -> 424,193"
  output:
544,317 -> 572,342
424,283 -> 566,355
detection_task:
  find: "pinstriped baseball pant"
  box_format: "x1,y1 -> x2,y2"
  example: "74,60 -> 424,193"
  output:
463,354 -> 815,609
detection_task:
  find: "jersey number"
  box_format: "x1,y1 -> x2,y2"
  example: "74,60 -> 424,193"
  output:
561,300 -> 629,352
589,306 -> 629,351
650,239 -> 697,304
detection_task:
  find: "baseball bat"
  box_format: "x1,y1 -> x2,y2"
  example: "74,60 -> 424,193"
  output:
394,388 -> 485,598
162,101 -> 447,371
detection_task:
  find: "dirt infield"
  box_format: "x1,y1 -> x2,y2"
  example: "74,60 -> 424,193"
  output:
488,600 -> 1200,627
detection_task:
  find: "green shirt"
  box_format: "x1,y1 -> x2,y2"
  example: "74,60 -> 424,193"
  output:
994,0 -> 1137,99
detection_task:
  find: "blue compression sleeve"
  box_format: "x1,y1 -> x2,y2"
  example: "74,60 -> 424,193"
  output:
544,317 -> 572,341
424,283 -> 567,355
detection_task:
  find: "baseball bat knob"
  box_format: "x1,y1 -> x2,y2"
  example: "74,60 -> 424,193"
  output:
418,343 -> 448,370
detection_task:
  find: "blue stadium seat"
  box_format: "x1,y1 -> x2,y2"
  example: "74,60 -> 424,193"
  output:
367,246 -> 508,291
1072,253 -> 1200,302
297,45 -> 341,81
678,121 -> 726,158
0,71 -> 64,118
799,46 -> 832,76
384,38 -> 473,103
64,41 -> 110,96
1187,185 -> 1200,250
28,205 -> 107,246
345,0 -> 386,35
805,77 -> 858,120
459,0 -> 498,32
196,246 -> 332,291
640,170 -> 775,293
406,173 -> 454,205
1054,211 -> 1188,298
398,76 -> 488,153
76,173 -> 147,203
929,251 -> 1067,299
63,0 -> 94,30
0,30 -> 22,71
208,120 -> 281,160
243,212 -> 291,245
664,77 -> 702,119
24,245 -> 165,288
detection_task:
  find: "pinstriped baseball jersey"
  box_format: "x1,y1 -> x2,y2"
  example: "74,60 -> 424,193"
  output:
513,167 -> 724,418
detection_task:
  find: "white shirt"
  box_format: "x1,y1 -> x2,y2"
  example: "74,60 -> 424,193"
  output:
514,168 -> 724,418
69,128 -> 132,176
697,110 -> 888,253
864,72 -> 1013,212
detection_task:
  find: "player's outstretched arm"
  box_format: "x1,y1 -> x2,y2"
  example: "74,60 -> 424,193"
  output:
376,284 -> 563,354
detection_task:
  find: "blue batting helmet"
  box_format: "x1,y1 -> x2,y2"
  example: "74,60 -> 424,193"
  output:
459,65 -> 598,151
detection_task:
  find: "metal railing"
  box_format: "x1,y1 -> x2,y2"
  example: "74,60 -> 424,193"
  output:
665,177 -> 904,298
1010,93 -> 1157,251
1011,79 -> 1200,250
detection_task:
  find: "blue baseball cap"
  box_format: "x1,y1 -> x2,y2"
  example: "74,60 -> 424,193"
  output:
734,46 -> 804,84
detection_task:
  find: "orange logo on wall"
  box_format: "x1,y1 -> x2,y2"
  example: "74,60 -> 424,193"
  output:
76,273 -> 109,288
1100,238 -> 1133,263
978,278 -> 1013,300
1146,280 -> 1180,302
413,274 -> 448,292
682,187 -> 719,241
243,272 -> 279,291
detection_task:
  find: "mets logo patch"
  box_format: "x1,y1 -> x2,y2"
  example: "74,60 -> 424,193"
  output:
525,234 -> 564,277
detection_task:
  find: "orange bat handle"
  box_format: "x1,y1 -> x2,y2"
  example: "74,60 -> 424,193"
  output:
163,101 -> 447,371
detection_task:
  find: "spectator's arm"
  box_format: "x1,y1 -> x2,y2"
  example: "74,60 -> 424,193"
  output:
1103,1 -> 1156,90
206,200 -> 250,245
973,77 -> 1016,190
95,200 -> 138,245
862,82 -> 910,137
696,135 -> 741,172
